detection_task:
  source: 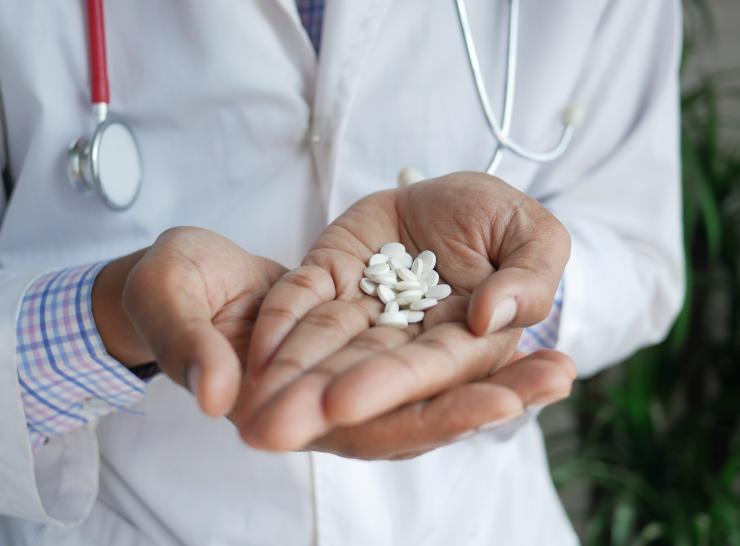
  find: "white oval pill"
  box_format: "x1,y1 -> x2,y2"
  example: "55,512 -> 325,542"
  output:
418,250 -> 436,272
368,253 -> 389,266
380,242 -> 406,259
371,270 -> 398,286
400,252 -> 414,268
425,284 -> 452,300
402,310 -> 425,323
422,270 -> 439,288
377,284 -> 396,304
395,280 -> 422,291
365,263 -> 390,276
359,278 -> 377,296
410,298 -> 438,311
388,257 -> 405,270
385,300 -> 400,313
375,311 -> 408,329
396,289 -> 425,306
411,257 -> 424,278
396,267 -> 417,282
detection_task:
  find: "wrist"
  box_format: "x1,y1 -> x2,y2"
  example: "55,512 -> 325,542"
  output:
92,249 -> 154,367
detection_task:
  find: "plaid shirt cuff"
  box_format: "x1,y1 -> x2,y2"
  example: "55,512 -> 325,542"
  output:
517,281 -> 564,353
16,263 -> 146,449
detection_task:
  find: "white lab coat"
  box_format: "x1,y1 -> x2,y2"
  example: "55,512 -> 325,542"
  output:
0,1 -> 683,544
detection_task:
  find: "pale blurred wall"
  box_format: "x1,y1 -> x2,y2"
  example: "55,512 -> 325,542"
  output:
691,0 -> 740,145
697,0 -> 740,67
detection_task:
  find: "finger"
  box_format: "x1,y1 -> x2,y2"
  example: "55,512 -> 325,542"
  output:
242,295 -> 465,438
239,326 -> 414,450
308,381 -> 524,460
123,271 -> 241,418
323,322 -> 520,426
311,350 -> 575,460
244,297 -> 381,413
246,265 -> 336,382
416,294 -> 468,328
482,349 -> 576,407
467,202 -> 571,336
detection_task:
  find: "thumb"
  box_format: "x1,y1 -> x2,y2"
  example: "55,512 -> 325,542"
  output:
467,210 -> 570,337
161,321 -> 242,418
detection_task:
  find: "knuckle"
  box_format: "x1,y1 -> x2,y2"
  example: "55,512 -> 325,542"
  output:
415,336 -> 453,356
283,269 -> 320,291
282,266 -> 335,301
385,350 -> 424,389
302,309 -> 346,332
351,334 -> 393,353
415,336 -> 461,371
270,355 -> 310,373
259,305 -> 300,324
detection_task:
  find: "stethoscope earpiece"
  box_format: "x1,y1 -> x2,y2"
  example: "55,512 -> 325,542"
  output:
397,167 -> 427,187
562,104 -> 586,128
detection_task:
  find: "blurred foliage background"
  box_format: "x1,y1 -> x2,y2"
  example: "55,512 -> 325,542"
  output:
544,1 -> 740,544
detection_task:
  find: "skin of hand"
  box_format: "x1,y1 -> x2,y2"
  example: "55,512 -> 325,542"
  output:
92,226 -> 574,461
236,171 -> 574,454
91,227 -> 286,417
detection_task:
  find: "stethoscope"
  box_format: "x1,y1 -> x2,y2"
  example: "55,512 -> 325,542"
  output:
398,0 -> 583,186
67,0 -> 142,211
67,0 -> 582,210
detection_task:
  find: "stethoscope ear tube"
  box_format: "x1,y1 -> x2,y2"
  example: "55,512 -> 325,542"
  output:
455,0 -> 582,172
67,0 -> 142,211
68,0 -> 580,209
86,0 -> 110,106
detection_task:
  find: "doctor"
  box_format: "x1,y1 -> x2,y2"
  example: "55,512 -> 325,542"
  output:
0,1 -> 683,545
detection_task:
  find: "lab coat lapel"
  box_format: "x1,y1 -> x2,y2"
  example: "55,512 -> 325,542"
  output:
268,0 -> 319,65
270,0 -> 301,23
312,0 -> 393,215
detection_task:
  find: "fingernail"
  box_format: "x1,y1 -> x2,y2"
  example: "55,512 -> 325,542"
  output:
528,391 -> 569,406
475,416 -> 514,433
454,429 -> 478,442
187,365 -> 201,396
485,297 -> 518,335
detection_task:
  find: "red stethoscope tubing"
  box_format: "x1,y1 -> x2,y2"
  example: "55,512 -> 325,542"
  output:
86,0 -> 109,106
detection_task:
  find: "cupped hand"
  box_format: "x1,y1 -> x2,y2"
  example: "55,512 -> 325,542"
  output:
299,349 -> 576,460
93,226 -> 286,417
235,172 -> 572,451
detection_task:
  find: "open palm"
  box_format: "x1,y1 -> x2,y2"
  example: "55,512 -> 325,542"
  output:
234,172 -> 573,455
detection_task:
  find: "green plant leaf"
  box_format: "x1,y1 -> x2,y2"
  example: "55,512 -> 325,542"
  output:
611,496 -> 637,545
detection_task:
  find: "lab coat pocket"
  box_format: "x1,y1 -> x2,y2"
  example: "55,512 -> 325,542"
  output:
34,500 -> 158,546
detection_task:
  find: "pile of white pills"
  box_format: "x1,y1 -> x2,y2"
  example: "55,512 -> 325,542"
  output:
360,242 -> 452,328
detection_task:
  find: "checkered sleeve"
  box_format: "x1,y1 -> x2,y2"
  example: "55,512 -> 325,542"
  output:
517,281 -> 564,353
16,263 -> 146,449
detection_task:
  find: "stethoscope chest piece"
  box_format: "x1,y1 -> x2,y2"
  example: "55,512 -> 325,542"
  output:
67,118 -> 142,211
